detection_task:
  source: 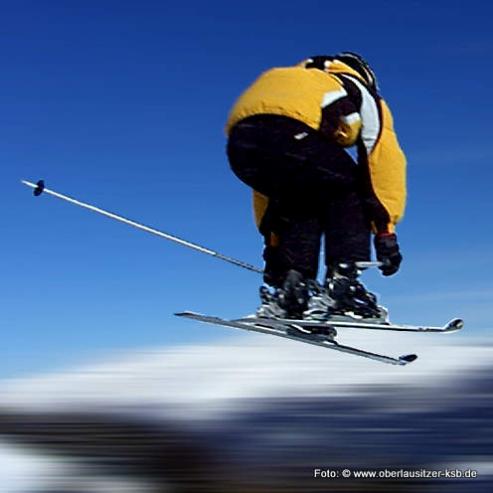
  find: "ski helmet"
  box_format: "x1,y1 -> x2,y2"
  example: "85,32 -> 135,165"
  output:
334,52 -> 378,91
303,56 -> 334,71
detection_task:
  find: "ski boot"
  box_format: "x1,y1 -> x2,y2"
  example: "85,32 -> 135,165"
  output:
256,285 -> 288,319
256,269 -> 309,319
326,263 -> 386,320
302,280 -> 336,321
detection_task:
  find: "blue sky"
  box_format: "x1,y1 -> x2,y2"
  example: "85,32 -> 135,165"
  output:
3,0 -> 493,377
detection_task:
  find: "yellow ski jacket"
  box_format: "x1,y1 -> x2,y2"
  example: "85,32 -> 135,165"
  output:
226,60 -> 406,234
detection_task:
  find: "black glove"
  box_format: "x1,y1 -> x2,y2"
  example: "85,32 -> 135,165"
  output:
374,233 -> 402,276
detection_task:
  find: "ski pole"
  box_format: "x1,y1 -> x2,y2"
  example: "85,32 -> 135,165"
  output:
21,179 -> 264,274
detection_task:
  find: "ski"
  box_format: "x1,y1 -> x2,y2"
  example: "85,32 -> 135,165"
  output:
237,315 -> 464,334
175,311 -> 418,366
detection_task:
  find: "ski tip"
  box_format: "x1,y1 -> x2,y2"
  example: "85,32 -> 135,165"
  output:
175,311 -> 198,317
445,318 -> 464,332
33,179 -> 45,196
399,354 -> 418,364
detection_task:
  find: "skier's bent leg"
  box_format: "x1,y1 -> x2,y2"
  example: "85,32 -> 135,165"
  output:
324,184 -> 372,261
304,188 -> 380,320
258,209 -> 322,319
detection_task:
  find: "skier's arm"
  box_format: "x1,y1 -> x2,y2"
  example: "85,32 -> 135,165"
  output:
334,72 -> 406,234
361,97 -> 407,234
323,74 -> 407,233
357,95 -> 406,276
253,190 -> 269,231
333,74 -> 405,275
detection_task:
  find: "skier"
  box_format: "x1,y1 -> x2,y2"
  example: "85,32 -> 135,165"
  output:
226,53 -> 406,320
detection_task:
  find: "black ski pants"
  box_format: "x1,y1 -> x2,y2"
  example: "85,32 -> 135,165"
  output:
227,115 -> 371,287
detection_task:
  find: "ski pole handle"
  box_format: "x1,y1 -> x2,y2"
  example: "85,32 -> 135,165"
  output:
355,261 -> 383,269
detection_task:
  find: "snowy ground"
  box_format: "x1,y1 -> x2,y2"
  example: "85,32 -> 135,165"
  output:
0,444 -> 61,492
1,329 -> 492,492
0,329 -> 490,417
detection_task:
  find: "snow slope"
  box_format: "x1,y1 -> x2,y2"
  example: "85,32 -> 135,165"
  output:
0,329 -> 490,418
1,329 -> 492,492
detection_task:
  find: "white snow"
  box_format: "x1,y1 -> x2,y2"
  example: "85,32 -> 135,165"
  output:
0,329 -> 491,420
0,330 -> 492,491
0,444 -> 61,492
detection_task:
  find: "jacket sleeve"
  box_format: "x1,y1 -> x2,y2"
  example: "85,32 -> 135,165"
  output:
364,98 -> 407,233
252,190 -> 281,246
253,190 -> 269,230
